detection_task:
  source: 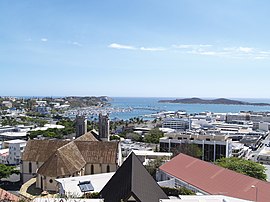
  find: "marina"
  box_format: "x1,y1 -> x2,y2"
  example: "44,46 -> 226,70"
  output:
64,97 -> 270,121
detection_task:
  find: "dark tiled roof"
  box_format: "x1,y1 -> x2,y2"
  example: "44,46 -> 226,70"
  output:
21,139 -> 70,162
159,153 -> 270,202
74,141 -> 119,164
23,132 -> 119,177
74,131 -> 99,142
100,152 -> 168,202
37,142 -> 86,177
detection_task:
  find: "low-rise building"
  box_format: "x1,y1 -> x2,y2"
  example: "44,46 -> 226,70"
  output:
257,148 -> 270,165
157,153 -> 270,202
160,133 -> 232,161
56,172 -> 115,198
0,149 -> 9,164
162,118 -> 191,131
231,142 -> 250,158
129,150 -> 172,165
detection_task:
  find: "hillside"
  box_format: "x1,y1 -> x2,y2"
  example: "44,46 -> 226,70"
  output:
158,97 -> 270,106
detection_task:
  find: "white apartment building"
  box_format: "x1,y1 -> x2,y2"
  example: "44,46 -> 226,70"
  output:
162,118 -> 191,131
226,113 -> 250,123
0,139 -> 27,165
160,133 -> 232,162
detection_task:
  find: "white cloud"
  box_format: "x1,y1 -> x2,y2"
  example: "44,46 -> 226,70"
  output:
109,43 -> 136,50
108,42 -> 270,60
72,42 -> 82,47
198,51 -> 220,56
140,47 -> 166,51
238,47 -> 253,53
172,44 -> 212,49
41,38 -> 48,42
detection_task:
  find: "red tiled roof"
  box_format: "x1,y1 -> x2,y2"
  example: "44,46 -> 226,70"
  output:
0,188 -> 20,202
159,153 -> 270,202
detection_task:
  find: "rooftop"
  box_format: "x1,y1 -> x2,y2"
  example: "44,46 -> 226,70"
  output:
55,172 -> 115,197
159,153 -> 270,202
4,139 -> 27,144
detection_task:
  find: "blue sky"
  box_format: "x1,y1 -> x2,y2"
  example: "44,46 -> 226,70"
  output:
1,0 -> 270,98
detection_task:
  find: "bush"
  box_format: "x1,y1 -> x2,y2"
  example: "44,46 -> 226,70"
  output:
144,128 -> 164,144
161,187 -> 195,196
110,135 -> 120,141
83,192 -> 100,198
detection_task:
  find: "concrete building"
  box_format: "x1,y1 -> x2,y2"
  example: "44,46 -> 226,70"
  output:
75,115 -> 87,138
257,147 -> 270,165
4,139 -> 27,165
98,113 -> 110,141
226,113 -> 251,123
129,150 -> 172,165
160,133 -> 232,162
56,172 -> 115,197
0,149 -> 9,164
254,122 -> 270,132
1,101 -> 12,108
162,118 -> 191,131
231,142 -> 249,158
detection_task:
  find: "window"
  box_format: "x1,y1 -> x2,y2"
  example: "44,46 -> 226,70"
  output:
49,179 -> 53,183
29,162 -> 32,173
107,165 -> 110,173
91,165 -> 94,174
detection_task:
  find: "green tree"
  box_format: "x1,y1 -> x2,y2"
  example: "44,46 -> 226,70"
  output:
110,135 -> 120,141
144,128 -> 164,144
0,164 -> 19,179
161,187 -> 195,196
126,132 -> 143,142
145,157 -> 164,179
215,157 -> 267,181
171,143 -> 202,159
83,192 -> 100,199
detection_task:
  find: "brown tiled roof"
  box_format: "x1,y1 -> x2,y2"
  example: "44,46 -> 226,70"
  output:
74,130 -> 99,142
0,188 -> 20,202
100,152 -> 168,202
159,153 -> 270,202
37,142 -> 86,177
74,141 -> 119,164
21,139 -> 70,162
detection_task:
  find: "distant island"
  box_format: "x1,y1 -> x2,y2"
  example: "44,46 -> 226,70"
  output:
158,98 -> 270,106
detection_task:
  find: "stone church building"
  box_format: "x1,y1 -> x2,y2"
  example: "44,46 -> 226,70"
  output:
21,131 -> 122,192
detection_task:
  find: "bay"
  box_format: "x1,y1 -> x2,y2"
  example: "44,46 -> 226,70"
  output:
109,97 -> 270,120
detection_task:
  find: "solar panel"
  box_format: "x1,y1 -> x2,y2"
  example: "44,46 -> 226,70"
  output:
78,181 -> 94,192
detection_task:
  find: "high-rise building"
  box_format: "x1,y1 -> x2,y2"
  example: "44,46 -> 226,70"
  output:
75,115 -> 87,138
99,113 -> 110,141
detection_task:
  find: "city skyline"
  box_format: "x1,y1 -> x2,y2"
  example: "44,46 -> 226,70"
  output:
1,1 -> 270,98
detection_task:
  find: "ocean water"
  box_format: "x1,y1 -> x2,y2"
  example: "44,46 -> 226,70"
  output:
109,97 -> 270,120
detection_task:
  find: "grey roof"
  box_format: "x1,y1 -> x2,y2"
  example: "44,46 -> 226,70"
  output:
100,152 -> 168,202
23,130 -> 120,178
37,142 -> 86,177
74,131 -> 99,142
21,139 -> 70,162
74,141 -> 119,164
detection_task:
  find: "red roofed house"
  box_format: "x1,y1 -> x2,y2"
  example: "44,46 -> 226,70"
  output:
0,188 -> 20,202
157,153 -> 270,202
